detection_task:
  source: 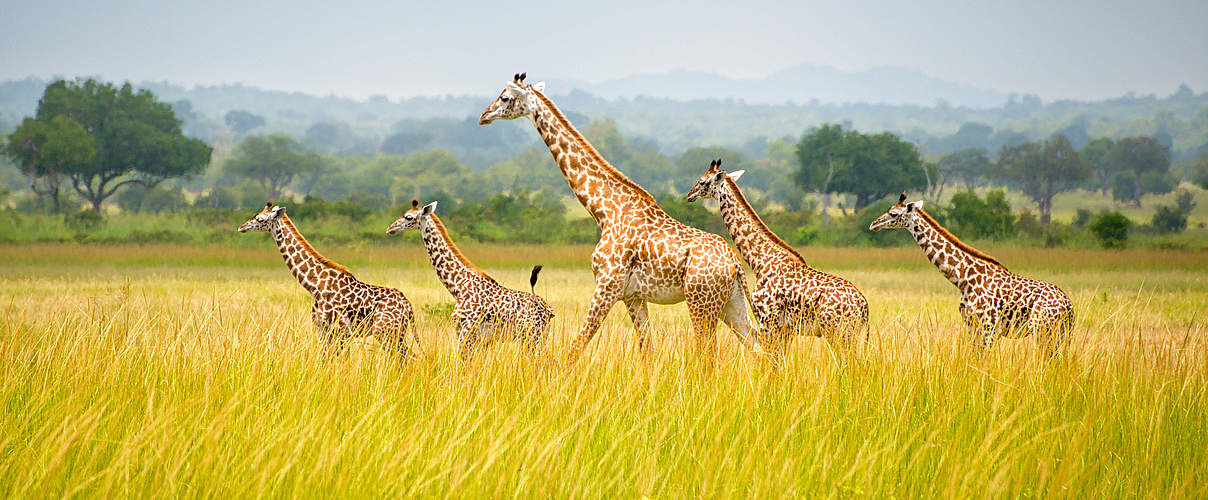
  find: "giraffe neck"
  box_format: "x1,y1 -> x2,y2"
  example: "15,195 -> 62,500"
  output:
270,214 -> 349,295
907,208 -> 999,291
420,214 -> 495,300
715,177 -> 804,277
528,91 -> 657,224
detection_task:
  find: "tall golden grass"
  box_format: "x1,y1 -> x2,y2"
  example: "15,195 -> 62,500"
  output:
1,244 -> 1205,497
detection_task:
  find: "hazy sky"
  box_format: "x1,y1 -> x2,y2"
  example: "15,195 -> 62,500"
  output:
2,0 -> 1205,101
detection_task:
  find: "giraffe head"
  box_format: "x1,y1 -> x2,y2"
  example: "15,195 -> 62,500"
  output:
386,199 -> 438,234
238,201 -> 285,233
868,192 -> 924,232
685,159 -> 745,202
478,73 -> 547,125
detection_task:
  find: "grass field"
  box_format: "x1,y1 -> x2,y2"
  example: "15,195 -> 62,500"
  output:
2,243 -> 1206,497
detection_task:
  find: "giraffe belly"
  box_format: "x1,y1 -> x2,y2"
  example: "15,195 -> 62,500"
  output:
621,265 -> 685,305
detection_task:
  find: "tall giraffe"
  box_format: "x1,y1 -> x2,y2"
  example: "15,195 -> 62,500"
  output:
239,202 -> 415,355
478,73 -> 759,363
686,160 -> 868,356
869,192 -> 1075,354
387,199 -> 554,359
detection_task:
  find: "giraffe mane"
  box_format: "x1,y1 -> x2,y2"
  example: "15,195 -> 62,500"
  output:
915,208 -> 1005,269
530,89 -> 656,204
279,214 -> 354,277
723,175 -> 810,266
429,214 -> 499,286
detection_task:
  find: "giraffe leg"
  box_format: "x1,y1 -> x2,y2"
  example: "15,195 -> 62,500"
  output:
456,316 -> 482,362
565,273 -> 625,364
718,272 -> 761,353
684,273 -> 730,370
624,297 -> 652,355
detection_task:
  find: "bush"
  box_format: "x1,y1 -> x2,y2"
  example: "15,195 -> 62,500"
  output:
944,190 -> 1015,239
1151,190 -> 1196,234
65,210 -> 104,232
1088,211 -> 1130,248
1072,208 -> 1093,228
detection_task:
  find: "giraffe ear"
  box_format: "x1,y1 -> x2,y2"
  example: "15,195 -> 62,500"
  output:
531,81 -> 546,93
912,200 -> 925,210
712,172 -> 726,183
422,201 -> 437,215
272,206 -> 286,217
727,170 -> 745,182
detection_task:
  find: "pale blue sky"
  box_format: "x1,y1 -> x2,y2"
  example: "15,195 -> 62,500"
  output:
1,0 -> 1205,101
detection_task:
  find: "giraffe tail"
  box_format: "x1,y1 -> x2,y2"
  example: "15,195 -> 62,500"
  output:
529,265 -> 543,293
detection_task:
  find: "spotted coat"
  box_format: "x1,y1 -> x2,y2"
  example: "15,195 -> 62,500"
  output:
388,201 -> 554,359
686,161 -> 869,355
479,74 -> 759,363
870,193 -> 1075,354
239,202 -> 415,354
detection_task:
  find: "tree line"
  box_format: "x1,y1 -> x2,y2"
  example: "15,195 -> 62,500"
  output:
3,78 -> 1207,249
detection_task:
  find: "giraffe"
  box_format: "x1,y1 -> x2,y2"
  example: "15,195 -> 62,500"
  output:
869,192 -> 1075,354
387,199 -> 555,360
239,201 -> 415,355
478,73 -> 760,363
686,159 -> 869,357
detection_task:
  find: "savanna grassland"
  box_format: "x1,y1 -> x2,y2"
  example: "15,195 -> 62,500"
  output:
1,243 -> 1206,498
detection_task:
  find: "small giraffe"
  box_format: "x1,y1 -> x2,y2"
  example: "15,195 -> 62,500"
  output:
388,199 -> 554,360
686,159 -> 869,356
869,192 -> 1075,354
239,202 -> 415,355
479,73 -> 759,364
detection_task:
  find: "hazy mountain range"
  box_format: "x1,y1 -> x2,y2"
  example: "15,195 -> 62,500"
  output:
550,65 -> 1008,107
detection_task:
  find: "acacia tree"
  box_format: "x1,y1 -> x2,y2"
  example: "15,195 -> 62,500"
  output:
934,148 -> 992,198
225,134 -> 322,199
995,134 -> 1090,224
17,79 -> 212,211
1081,137 -> 1115,195
1106,136 -> 1171,207
4,115 -> 95,213
795,124 -> 927,211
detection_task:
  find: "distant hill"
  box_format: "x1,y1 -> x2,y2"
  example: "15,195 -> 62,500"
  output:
550,65 -> 1008,108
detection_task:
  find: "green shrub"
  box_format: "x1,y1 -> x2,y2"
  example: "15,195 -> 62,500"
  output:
944,190 -> 1015,239
1150,190 -> 1196,234
1088,211 -> 1130,248
65,210 -> 104,232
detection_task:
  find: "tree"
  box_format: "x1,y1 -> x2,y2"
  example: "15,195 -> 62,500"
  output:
224,110 -> 266,138
224,134 -> 322,199
995,134 -> 1089,224
1151,189 -> 1196,234
1106,137 -> 1172,207
935,148 -> 992,195
380,131 -> 433,155
15,79 -> 212,212
4,114 -> 95,213
795,124 -> 927,211
1190,152 -> 1208,189
1081,137 -> 1115,195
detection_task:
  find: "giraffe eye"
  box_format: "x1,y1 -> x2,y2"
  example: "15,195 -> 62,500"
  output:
500,96 -> 511,102
405,215 -> 414,221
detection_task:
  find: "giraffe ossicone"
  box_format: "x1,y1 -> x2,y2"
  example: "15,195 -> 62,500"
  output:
869,192 -> 1075,354
388,200 -> 554,360
685,159 -> 869,358
239,202 -> 415,356
479,73 -> 762,365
